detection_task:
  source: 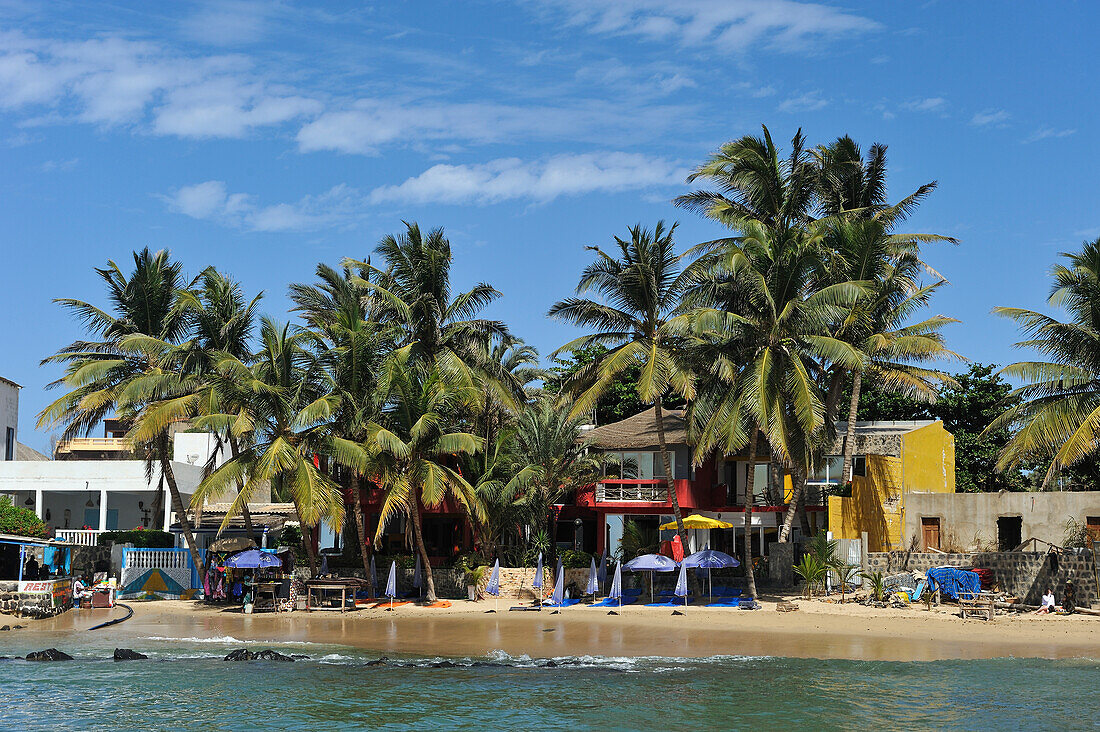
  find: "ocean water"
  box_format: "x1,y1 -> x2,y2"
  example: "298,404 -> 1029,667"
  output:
0,632 -> 1096,731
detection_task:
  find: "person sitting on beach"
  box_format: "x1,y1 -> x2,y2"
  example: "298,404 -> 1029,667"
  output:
1034,588 -> 1056,614
1063,580 -> 1076,614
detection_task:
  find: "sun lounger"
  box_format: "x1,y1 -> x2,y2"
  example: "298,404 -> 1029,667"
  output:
542,598 -> 583,608
644,597 -> 689,607
589,596 -> 639,607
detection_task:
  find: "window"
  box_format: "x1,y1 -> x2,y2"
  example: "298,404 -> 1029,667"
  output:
852,456 -> 867,478
605,451 -> 666,479
4,427 -> 13,461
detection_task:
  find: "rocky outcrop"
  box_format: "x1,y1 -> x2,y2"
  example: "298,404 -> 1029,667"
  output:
224,648 -> 295,662
26,648 -> 73,661
112,648 -> 148,661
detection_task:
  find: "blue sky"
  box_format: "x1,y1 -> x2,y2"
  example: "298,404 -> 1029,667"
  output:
0,1 -> 1096,451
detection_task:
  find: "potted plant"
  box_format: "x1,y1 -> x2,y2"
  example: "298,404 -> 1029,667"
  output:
465,565 -> 488,601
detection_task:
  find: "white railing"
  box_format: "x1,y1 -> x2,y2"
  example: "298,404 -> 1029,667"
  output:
596,481 -> 668,502
55,437 -> 133,454
55,529 -> 103,546
123,548 -> 190,570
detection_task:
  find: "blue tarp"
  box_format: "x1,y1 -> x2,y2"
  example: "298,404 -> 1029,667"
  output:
924,567 -> 981,600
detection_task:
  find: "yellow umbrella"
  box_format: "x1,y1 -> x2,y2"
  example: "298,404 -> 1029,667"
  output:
660,514 -> 734,530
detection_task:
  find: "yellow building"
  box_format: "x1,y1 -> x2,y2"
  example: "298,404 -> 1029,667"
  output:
826,420 -> 955,552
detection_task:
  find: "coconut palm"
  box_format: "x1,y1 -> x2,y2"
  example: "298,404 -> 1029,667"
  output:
193,318 -> 344,576
290,261 -> 396,582
37,248 -> 208,583
685,221 -> 864,598
359,356 -> 486,603
549,221 -> 696,546
988,238 -> 1100,486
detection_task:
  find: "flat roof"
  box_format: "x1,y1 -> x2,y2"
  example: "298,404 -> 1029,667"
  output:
0,375 -> 21,389
0,532 -> 76,547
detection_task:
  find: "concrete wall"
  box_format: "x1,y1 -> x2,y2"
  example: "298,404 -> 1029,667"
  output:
901,421 -> 955,494
867,550 -> 1097,606
0,379 -> 16,462
903,491 -> 1100,551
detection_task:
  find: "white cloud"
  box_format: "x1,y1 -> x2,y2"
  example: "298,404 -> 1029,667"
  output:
904,97 -> 948,113
1025,126 -> 1076,143
180,1 -> 273,46
368,152 -> 688,205
162,180 -> 363,232
970,109 -> 1010,127
535,0 -> 880,53
777,90 -> 827,113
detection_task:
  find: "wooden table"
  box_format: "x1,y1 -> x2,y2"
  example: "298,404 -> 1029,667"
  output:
249,582 -> 281,612
306,583 -> 354,612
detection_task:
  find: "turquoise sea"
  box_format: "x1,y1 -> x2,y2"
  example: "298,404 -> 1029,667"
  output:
0,630 -> 1097,731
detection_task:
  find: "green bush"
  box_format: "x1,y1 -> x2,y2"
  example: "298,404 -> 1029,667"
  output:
97,529 -> 176,548
0,496 -> 48,538
558,549 -> 592,569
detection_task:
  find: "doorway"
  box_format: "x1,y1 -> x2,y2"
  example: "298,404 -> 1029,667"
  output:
997,516 -> 1022,551
921,517 -> 941,551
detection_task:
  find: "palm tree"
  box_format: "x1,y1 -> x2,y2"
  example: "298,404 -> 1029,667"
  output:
988,238 -> 1100,486
685,221 -> 864,598
37,248 -> 208,583
193,319 -> 344,576
549,221 -> 696,547
499,399 -> 602,569
360,357 -> 486,603
290,261 -> 396,583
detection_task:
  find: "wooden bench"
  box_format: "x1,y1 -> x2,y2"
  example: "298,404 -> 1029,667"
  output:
959,593 -> 995,620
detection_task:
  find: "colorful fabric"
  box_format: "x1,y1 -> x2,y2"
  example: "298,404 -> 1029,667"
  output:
924,567 -> 981,600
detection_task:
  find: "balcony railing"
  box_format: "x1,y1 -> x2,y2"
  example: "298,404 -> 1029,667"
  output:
55,437 -> 133,454
55,529 -> 104,546
596,479 -> 669,503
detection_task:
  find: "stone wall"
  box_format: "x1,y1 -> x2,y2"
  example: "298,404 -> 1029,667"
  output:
71,544 -> 111,579
292,566 -> 603,600
866,550 -> 1097,605
0,580 -> 72,619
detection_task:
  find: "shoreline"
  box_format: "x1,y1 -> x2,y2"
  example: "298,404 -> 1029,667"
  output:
15,596 -> 1100,663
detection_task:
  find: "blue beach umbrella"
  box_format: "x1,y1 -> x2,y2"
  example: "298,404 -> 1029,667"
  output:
369,555 -> 378,596
682,548 -> 739,604
624,553 -> 678,603
555,556 -> 563,580
586,556 -> 599,598
225,549 -> 283,569
486,559 -> 501,613
609,561 -> 623,611
674,562 -> 689,606
413,554 -> 423,597
550,565 -> 565,607
532,552 -> 544,606
385,560 -> 397,610
597,552 -> 608,585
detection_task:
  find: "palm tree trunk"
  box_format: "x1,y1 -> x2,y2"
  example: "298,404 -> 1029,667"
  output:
227,436 -> 256,545
408,493 -> 437,603
778,464 -> 804,543
160,449 -> 207,587
842,370 -> 862,484
742,428 -> 759,599
350,472 -> 372,586
301,522 -> 318,576
653,398 -> 688,549
150,474 -> 165,530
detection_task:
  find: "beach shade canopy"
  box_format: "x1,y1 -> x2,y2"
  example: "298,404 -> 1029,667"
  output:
225,549 -> 282,569
681,549 -> 740,569
597,552 -> 608,584
555,556 -> 563,579
674,562 -> 688,603
385,561 -> 397,599
210,536 -> 256,553
550,565 -> 565,606
486,559 -> 501,597
369,555 -> 378,592
413,554 -> 422,589
586,557 -> 599,596
320,553 -> 329,575
660,514 -> 734,531
623,554 -> 678,572
533,552 -> 544,590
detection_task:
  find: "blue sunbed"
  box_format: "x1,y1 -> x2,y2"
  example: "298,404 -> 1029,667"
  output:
644,597 -> 689,607
589,596 -> 639,607
542,598 -> 583,608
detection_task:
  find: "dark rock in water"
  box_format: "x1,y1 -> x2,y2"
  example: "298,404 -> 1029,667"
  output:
14,625 -> 24,629
429,660 -> 459,668
26,649 -> 73,662
113,648 -> 148,661
542,660 -> 558,667
0,625 -> 10,631
224,648 -> 294,662
364,657 -> 389,667
291,654 -> 310,660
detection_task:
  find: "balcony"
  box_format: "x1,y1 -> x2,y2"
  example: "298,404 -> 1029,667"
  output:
596,479 -> 670,503
55,529 -> 105,546
55,437 -> 133,456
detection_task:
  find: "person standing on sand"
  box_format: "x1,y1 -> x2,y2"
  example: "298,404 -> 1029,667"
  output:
1063,580 -> 1076,614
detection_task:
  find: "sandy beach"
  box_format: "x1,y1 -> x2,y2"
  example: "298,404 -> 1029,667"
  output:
15,596 -> 1100,663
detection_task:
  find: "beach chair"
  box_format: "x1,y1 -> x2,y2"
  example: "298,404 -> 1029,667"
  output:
590,596 -> 638,607
738,598 -> 760,610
